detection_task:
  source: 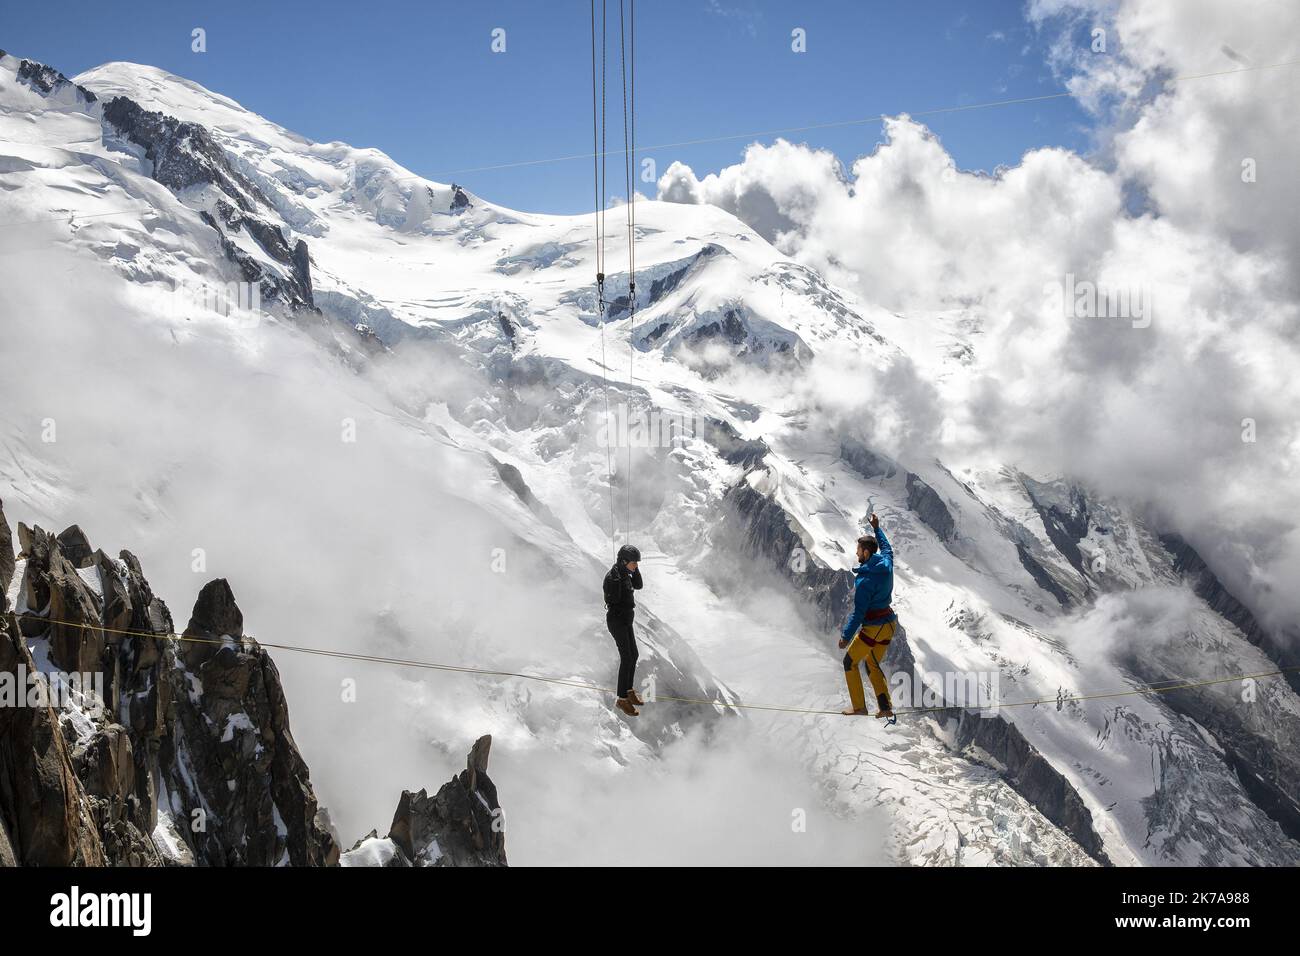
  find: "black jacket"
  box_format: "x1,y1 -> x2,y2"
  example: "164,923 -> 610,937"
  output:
603,562 -> 643,619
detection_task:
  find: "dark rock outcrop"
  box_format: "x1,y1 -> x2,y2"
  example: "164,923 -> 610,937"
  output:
159,579 -> 338,866
839,439 -> 898,481
839,445 -> 958,545
1147,678 -> 1300,844
15,524 -> 106,677
648,244 -> 721,305
102,96 -> 268,212
720,477 -> 853,631
8,54 -> 319,319
1023,479 -> 1089,577
487,454 -> 563,531
607,245 -> 725,321
55,524 -> 94,569
496,311 -> 517,348
290,240 -> 314,305
939,706 -> 1111,864
1,510 -> 338,867
71,722 -> 160,867
13,57 -> 98,104
241,207 -> 315,308
692,307 -> 750,346
450,183 -> 472,214
199,200 -> 316,311
1116,542 -> 1300,845
345,736 -> 507,867
12,524 -> 179,866
1161,534 -> 1300,695
1,612 -> 106,866
0,498 -> 13,608
0,809 -> 11,867
906,473 -> 956,542
102,95 -> 317,314
388,736 -> 506,867
705,418 -> 769,469
1016,542 -> 1073,609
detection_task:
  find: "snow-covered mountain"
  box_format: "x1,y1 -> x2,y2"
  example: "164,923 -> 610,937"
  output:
1,49 -> 1297,866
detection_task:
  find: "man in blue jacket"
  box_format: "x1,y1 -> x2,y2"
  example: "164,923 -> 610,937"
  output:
838,513 -> 896,719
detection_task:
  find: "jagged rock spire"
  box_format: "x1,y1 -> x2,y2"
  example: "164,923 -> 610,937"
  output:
346,735 -> 508,868
0,506 -> 339,867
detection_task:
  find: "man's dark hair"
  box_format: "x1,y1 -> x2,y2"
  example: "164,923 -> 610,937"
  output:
857,535 -> 879,555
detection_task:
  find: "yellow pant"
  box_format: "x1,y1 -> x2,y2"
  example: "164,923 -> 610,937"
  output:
843,620 -> 895,713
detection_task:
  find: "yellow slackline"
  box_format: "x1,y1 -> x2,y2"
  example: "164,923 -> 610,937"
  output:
14,613 -> 1299,720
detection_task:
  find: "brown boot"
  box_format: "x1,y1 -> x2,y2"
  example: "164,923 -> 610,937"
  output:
627,689 -> 646,706
842,707 -> 870,716
875,693 -> 894,720
616,697 -> 639,717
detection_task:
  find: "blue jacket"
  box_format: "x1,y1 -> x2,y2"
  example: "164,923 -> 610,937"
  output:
841,526 -> 896,641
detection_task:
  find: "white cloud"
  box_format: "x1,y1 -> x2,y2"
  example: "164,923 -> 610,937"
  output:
0,238 -> 890,860
656,0 -> 1300,632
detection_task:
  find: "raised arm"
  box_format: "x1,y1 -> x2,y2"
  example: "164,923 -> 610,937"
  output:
875,525 -> 893,569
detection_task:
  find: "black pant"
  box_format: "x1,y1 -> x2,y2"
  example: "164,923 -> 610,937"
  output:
606,612 -> 639,698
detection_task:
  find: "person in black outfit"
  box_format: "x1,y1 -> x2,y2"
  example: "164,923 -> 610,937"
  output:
603,544 -> 644,716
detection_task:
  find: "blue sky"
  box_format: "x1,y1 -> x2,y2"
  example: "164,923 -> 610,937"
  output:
3,0 -> 1095,213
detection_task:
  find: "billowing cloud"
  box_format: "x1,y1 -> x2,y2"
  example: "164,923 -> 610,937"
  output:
657,0 -> 1300,631
0,237 -> 888,861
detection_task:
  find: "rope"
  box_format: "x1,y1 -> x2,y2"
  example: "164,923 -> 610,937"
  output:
589,0 -> 639,557
15,613 -> 1300,721
618,0 -> 637,547
589,0 -> 602,271
591,0 -> 616,556
600,0 -> 608,289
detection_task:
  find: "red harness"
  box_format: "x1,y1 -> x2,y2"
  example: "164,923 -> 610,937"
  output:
858,607 -> 895,646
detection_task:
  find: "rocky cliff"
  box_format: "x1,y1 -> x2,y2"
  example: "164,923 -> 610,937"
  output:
0,498 -> 504,867
341,735 -> 508,867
